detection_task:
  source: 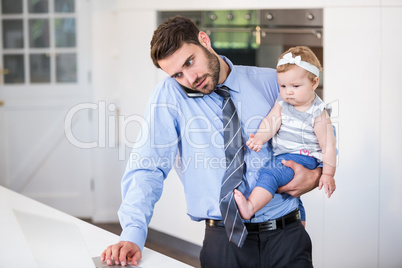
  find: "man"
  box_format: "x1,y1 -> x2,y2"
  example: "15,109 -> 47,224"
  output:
101,15 -> 321,267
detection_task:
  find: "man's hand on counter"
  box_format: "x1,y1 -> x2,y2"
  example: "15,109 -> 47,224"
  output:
101,241 -> 142,267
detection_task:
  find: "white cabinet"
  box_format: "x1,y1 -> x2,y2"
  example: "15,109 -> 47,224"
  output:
91,9 -> 125,222
116,0 -> 402,9
324,0 -> 380,6
117,0 -> 324,10
379,7 -> 402,268
321,7 -> 381,267
381,0 -> 402,6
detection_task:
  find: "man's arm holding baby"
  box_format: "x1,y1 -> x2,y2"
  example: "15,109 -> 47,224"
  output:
277,160 -> 321,197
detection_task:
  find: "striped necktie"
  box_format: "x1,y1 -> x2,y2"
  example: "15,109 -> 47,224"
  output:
215,86 -> 247,248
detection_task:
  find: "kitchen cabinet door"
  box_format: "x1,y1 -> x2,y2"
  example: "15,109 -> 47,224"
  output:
116,0 -> 325,10
324,0 -> 380,6
318,7 -> 381,268
379,7 -> 402,268
381,0 -> 402,5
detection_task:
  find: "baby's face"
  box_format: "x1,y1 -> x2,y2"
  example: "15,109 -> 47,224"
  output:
277,66 -> 318,110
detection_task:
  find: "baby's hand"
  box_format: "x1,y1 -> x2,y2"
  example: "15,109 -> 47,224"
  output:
318,174 -> 336,198
246,133 -> 263,152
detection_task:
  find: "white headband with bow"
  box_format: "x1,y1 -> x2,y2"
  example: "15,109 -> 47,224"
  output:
277,52 -> 320,78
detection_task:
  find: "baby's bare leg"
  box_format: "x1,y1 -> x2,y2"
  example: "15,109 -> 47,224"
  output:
234,187 -> 273,220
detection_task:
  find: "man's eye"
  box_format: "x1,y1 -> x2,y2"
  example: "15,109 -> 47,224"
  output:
185,59 -> 193,66
173,73 -> 182,79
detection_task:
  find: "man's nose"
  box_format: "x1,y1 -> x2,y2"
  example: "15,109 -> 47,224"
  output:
182,69 -> 197,86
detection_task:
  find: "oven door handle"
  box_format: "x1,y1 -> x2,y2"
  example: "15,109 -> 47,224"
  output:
260,27 -> 322,39
201,27 -> 323,45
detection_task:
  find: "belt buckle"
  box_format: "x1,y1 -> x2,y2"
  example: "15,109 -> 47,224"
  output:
259,219 -> 277,231
268,220 -> 277,231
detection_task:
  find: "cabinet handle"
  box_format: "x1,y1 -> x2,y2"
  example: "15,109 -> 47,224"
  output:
0,68 -> 9,84
116,107 -> 120,145
0,68 -> 9,75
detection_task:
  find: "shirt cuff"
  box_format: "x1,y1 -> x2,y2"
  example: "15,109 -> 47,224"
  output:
119,226 -> 147,252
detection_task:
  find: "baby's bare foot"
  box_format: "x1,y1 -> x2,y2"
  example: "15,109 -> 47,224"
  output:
234,189 -> 254,220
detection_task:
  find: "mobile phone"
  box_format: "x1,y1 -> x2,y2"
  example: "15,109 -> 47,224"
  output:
179,84 -> 204,98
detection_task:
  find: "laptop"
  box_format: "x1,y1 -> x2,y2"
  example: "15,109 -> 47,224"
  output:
13,209 -> 138,268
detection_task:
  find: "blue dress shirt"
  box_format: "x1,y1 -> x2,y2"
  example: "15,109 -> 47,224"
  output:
118,57 -> 299,250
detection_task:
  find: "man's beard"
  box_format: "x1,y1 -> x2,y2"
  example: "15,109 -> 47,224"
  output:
190,47 -> 220,95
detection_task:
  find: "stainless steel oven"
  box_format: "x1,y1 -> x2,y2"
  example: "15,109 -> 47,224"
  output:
159,9 -> 324,97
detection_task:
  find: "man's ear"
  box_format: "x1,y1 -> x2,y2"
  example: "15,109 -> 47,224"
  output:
198,31 -> 211,49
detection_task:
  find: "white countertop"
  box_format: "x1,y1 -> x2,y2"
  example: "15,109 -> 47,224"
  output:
0,186 -> 192,267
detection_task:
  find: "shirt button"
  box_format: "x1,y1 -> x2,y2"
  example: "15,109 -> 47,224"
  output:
248,172 -> 252,176
253,218 -> 258,222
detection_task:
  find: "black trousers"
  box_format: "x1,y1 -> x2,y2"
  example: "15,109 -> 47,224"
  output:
199,220 -> 313,268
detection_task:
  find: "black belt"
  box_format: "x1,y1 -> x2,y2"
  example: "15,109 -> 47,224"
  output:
206,209 -> 300,232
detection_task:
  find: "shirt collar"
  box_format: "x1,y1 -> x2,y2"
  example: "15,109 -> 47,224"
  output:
218,56 -> 240,93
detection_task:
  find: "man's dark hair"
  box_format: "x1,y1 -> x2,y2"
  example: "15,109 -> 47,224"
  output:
150,15 -> 201,68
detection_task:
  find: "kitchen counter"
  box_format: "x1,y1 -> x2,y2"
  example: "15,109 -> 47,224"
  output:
0,185 -> 191,268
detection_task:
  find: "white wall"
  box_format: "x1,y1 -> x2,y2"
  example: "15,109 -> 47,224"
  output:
91,1 -> 402,267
